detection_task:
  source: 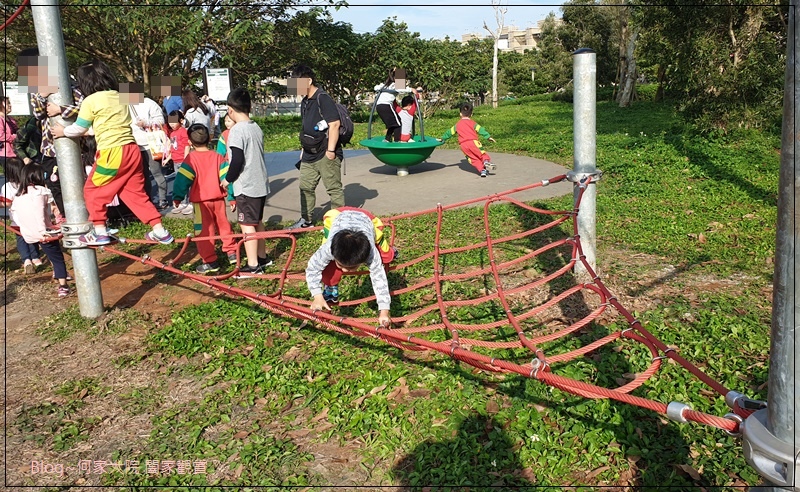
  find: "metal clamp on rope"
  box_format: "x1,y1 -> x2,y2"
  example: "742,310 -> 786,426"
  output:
60,221 -> 93,249
741,408 -> 799,490
566,170 -> 603,184
529,358 -> 548,378
723,412 -> 744,437
725,390 -> 767,412
666,401 -> 691,423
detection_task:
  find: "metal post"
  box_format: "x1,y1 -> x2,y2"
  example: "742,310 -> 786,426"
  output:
31,0 -> 104,318
741,4 -> 799,491
571,48 -> 598,278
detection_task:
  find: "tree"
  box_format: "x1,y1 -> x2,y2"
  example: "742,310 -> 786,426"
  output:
483,0 -> 507,108
638,1 -> 787,130
3,0 -> 338,94
615,1 -> 639,107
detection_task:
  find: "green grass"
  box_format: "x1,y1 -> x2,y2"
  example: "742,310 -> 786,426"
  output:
28,97 -> 777,487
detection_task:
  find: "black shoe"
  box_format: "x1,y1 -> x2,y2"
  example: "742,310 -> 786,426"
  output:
286,218 -> 313,230
258,256 -> 274,267
157,201 -> 170,211
196,262 -> 220,274
234,263 -> 263,278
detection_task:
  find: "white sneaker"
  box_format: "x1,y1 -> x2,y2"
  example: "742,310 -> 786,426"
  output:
181,203 -> 194,215
171,203 -> 188,214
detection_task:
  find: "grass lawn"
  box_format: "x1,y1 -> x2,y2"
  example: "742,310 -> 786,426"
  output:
9,95 -> 778,488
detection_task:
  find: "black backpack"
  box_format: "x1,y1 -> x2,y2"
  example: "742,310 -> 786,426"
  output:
318,93 -> 354,147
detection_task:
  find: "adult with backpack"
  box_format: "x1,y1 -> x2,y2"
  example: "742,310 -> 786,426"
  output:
287,64 -> 347,230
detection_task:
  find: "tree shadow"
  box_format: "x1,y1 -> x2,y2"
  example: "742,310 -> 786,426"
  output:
392,413 -> 538,489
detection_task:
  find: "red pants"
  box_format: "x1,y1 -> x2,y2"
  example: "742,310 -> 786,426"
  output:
195,200 -> 237,264
84,142 -> 161,226
460,140 -> 491,172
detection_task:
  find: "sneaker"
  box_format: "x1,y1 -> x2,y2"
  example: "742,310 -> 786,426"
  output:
227,252 -> 238,264
31,258 -> 43,267
78,231 -> 112,246
181,204 -> 194,215
23,260 -> 35,274
480,169 -> 488,178
57,285 -> 70,298
170,203 -> 188,214
157,201 -> 170,211
322,285 -> 339,304
195,262 -> 220,274
258,256 -> 274,267
234,263 -> 263,278
145,229 -> 174,245
483,160 -> 496,171
286,218 -> 313,230
392,247 -> 400,262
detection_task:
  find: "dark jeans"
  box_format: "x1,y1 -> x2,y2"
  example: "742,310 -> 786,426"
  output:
16,235 -> 41,261
41,156 -> 65,216
376,104 -> 401,142
40,241 -> 68,279
140,149 -> 167,204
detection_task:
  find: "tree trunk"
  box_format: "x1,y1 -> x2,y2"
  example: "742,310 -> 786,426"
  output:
618,27 -> 639,107
492,40 -> 499,108
655,63 -> 665,101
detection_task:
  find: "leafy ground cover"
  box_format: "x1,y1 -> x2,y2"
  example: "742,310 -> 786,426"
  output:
4,97 -> 777,489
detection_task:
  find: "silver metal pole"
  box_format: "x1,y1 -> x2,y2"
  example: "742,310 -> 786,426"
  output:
31,0 -> 104,318
767,0 -> 799,486
741,5 -> 799,491
572,48 -> 597,278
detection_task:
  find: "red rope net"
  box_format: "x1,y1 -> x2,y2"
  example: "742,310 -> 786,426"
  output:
7,174 -> 753,433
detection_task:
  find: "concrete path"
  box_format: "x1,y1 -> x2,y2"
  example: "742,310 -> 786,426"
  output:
257,149 -> 572,223
0,149 -> 572,223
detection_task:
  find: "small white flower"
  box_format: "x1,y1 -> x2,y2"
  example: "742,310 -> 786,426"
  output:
492,460 -> 497,467
530,434 -> 541,442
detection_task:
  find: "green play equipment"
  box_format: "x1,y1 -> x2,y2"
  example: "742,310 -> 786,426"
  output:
360,88 -> 443,176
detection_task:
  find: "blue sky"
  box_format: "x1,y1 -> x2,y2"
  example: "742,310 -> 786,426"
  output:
325,1 -> 565,41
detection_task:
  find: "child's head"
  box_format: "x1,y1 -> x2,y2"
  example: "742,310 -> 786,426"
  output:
1,96 -> 10,114
459,101 -> 473,117
188,123 -> 209,147
168,109 -> 185,130
17,162 -> 45,195
3,157 -> 24,185
226,88 -> 251,119
401,94 -> 415,109
330,229 -> 371,271
224,113 -> 235,129
76,60 -> 119,96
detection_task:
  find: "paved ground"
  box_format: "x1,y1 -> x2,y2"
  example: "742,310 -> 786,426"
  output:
167,149 -> 573,224
0,150 -> 572,224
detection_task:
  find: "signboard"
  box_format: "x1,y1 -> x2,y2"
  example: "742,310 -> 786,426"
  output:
4,82 -> 31,116
204,68 -> 231,103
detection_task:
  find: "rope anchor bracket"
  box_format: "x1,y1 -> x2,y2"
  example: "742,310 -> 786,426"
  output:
566,170 -> 603,184
725,390 -> 767,412
741,408 -> 799,491
60,221 -> 93,249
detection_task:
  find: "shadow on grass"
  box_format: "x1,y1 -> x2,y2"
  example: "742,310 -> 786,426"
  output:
392,413 -> 537,489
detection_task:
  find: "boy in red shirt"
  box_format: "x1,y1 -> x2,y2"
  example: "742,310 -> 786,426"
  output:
172,124 -> 238,274
439,101 -> 496,178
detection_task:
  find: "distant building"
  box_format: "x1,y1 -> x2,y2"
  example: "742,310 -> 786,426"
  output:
462,19 -> 562,53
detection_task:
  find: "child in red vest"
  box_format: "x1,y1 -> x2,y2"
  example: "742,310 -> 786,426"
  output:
439,101 -> 497,178
171,124 -> 238,274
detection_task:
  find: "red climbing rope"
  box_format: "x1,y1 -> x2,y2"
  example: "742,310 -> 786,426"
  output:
6,175 -> 754,434
1,0 -> 29,31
